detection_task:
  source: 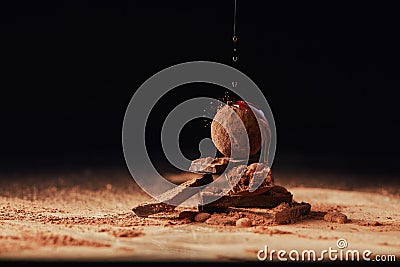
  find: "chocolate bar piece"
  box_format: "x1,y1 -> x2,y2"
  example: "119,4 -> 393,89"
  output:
204,201 -> 311,226
188,157 -> 230,174
273,202 -> 311,224
188,157 -> 259,174
132,173 -> 213,217
226,163 -> 274,196
230,201 -> 310,225
131,202 -> 175,218
199,185 -> 292,213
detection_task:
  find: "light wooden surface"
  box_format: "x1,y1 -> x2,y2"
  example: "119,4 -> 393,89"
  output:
0,172 -> 399,263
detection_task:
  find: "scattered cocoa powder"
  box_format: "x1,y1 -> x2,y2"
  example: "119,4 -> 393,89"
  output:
110,228 -> 144,238
253,227 -> 293,235
0,233 -> 111,248
205,213 -> 239,226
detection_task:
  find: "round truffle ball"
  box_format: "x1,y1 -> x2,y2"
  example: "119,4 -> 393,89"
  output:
236,217 -> 252,228
211,101 -> 261,158
194,212 -> 211,222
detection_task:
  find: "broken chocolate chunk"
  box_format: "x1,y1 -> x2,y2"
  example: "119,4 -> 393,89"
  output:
229,202 -> 311,225
188,157 -> 261,175
323,212 -> 349,224
226,163 -> 274,196
132,173 -> 213,217
131,202 -> 175,218
189,157 -> 230,174
199,185 -> 292,213
204,201 -> 311,226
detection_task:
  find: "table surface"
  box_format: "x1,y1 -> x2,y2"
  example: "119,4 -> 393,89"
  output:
0,169 -> 399,263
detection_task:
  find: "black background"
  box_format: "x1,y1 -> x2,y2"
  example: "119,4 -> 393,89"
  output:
1,1 -> 399,178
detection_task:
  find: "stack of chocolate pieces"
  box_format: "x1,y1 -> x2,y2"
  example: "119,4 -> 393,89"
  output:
189,157 -> 310,221
132,156 -> 311,225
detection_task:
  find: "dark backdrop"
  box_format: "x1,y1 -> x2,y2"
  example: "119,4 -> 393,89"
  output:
1,1 -> 399,177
